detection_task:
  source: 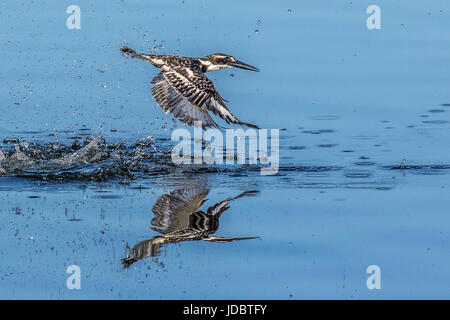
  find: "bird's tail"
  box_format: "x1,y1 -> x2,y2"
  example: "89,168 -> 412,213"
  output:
120,46 -> 158,62
120,46 -> 138,57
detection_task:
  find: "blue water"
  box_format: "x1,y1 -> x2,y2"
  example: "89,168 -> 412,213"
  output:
0,0 -> 449,299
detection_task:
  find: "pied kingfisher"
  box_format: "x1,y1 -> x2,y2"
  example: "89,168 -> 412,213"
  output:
121,187 -> 259,268
120,46 -> 260,129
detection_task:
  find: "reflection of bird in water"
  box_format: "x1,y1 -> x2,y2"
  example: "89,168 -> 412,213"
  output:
121,187 -> 259,268
120,46 -> 259,129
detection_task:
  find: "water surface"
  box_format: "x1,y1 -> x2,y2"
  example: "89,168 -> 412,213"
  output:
0,0 -> 449,299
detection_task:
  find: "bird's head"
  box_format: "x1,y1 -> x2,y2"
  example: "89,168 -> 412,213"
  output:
200,53 -> 259,72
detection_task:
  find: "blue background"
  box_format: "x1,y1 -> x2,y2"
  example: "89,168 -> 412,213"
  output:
0,0 -> 449,299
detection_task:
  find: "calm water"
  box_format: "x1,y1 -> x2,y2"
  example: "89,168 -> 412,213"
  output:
0,0 -> 449,299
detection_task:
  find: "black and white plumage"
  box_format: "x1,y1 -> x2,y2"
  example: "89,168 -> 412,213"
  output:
121,187 -> 259,268
120,46 -> 260,129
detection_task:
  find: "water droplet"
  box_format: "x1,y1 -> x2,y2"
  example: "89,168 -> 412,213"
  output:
255,29 -> 259,35
287,9 -> 292,14
256,19 -> 261,25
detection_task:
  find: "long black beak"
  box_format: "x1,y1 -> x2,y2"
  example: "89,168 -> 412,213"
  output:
230,59 -> 260,72
120,46 -> 153,61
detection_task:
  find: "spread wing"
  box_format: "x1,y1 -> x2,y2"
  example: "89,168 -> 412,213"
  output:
151,68 -> 259,129
151,70 -> 218,128
206,190 -> 259,216
151,187 -> 210,234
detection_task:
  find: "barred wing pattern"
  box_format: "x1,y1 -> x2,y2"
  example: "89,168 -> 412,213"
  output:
151,69 -> 259,129
206,190 -> 259,216
151,187 -> 210,234
151,71 -> 218,128
121,188 -> 260,268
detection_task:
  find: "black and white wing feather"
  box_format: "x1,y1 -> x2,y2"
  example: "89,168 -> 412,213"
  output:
151,68 -> 259,129
151,187 -> 210,234
206,190 -> 259,216
151,70 -> 218,128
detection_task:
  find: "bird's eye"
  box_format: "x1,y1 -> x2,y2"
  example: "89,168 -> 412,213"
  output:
222,57 -> 229,63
